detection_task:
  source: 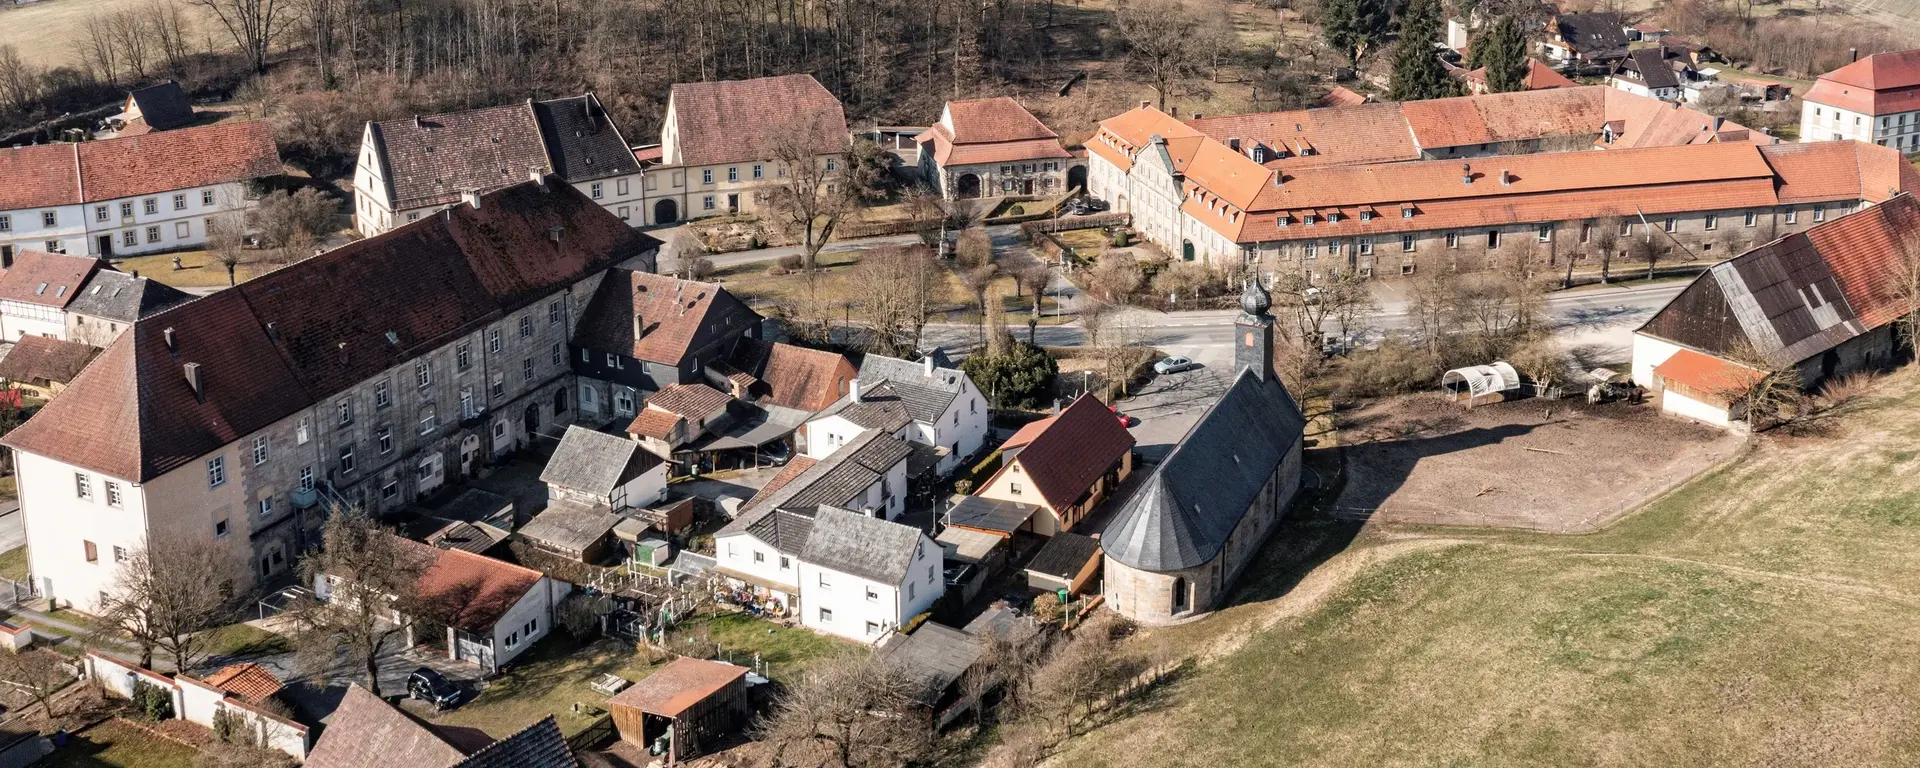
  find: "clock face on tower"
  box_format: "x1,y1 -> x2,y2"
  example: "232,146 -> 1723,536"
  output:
1244,331 -> 1256,347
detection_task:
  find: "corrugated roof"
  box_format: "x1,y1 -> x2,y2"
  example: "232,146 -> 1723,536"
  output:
608,657 -> 747,718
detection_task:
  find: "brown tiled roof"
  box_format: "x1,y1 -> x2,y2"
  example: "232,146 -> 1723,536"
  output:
0,335 -> 100,385
1808,49 -> 1920,115
417,547 -> 544,634
1463,60 -> 1578,90
572,270 -> 759,365
78,121 -> 280,202
1804,193 -> 1920,330
728,338 -> 853,411
1191,102 -> 1419,171
1653,348 -> 1765,399
306,685 -> 466,768
742,456 -> 818,510
204,662 -> 283,704
627,408 -> 684,440
646,382 -> 732,419
997,394 -> 1132,513
2,180 -> 658,482
370,104 -> 550,211
668,75 -> 848,167
609,657 -> 746,717
0,250 -> 106,308
943,97 -> 1059,144
0,144 -> 81,210
1317,86 -> 1368,107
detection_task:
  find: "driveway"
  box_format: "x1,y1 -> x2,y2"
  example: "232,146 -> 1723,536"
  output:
0,500 -> 22,555
210,631 -> 485,727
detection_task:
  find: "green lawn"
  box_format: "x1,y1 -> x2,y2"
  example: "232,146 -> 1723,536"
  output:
40,721 -> 199,768
111,250 -> 260,289
0,546 -> 26,583
198,623 -> 290,659
1059,367 -> 1920,767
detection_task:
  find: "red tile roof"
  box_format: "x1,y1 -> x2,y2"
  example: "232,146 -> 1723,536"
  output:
1317,86 -> 1368,107
572,270 -> 760,365
996,394 -> 1133,514
78,121 -> 280,202
1805,193 -> 1920,330
0,335 -> 101,385
728,338 -> 854,411
627,408 -> 683,440
919,97 -> 1071,168
1462,60 -> 1578,91
306,685 -> 467,768
1807,49 -> 1920,115
2,180 -> 658,482
0,144 -> 81,210
608,657 -> 747,717
416,547 -> 544,634
1653,348 -> 1765,398
204,662 -> 284,704
646,382 -> 732,419
369,104 -> 549,211
668,75 -> 848,167
0,250 -> 106,308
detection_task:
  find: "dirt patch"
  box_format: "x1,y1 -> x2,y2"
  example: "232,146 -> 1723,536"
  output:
1334,395 -> 1742,532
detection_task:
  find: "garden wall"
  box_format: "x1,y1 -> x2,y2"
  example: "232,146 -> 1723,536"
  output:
83,652 -> 309,761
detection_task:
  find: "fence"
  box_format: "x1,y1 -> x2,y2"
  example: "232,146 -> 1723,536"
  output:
0,577 -> 37,610
83,652 -> 309,762
566,713 -> 617,752
1020,212 -> 1130,235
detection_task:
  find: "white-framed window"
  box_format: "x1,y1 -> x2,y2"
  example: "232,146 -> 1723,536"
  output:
94,206 -> 108,221
259,497 -> 273,517
337,398 -> 354,426
202,189 -> 215,206
728,167 -> 738,182
43,240 -> 57,252
381,481 -> 398,500
818,574 -> 831,589
1704,214 -> 1719,231
752,164 -> 763,179
1357,237 -> 1373,255
1813,205 -> 1826,223
143,198 -> 157,215
866,621 -> 881,635
702,169 -> 713,184
339,444 -> 356,473
1744,211 -> 1758,227
487,328 -> 501,353
299,467 -> 313,491
416,360 -> 432,388
105,481 -> 122,508
518,316 -> 533,339
489,372 -> 504,398
1401,234 -> 1416,253
420,405 -> 436,434
548,300 -> 563,324
119,202 -> 133,218
114,546 -> 127,563
75,473 -> 91,500
252,435 -> 270,465
172,193 -> 187,210
1784,207 -> 1798,224
378,426 -> 393,454
614,387 -> 635,415
1536,224 -> 1552,243
0,215 -> 9,232
1663,217 -> 1677,233
296,416 -> 310,444
703,196 -> 715,211
524,618 -> 537,635
457,341 -> 472,371
590,182 -> 603,200
375,379 -> 391,408
1445,232 -> 1459,249
826,157 -> 837,171
522,357 -> 534,381
819,607 -> 833,622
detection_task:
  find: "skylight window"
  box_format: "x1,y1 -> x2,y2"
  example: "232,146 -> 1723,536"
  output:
34,283 -> 45,295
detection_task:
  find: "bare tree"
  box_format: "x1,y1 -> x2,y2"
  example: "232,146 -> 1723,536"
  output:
1114,0 -> 1223,111
146,0 -> 194,75
761,123 -> 858,278
247,188 -> 336,249
1592,216 -> 1622,285
105,9 -> 154,81
1018,615 -> 1144,744
96,538 -> 232,674
903,189 -> 951,252
955,226 -> 994,271
287,507 -> 429,698
1086,252 -> 1142,302
0,648 -> 70,719
851,246 -> 941,358
0,46 -> 41,115
189,0 -> 283,73
1892,231 -> 1920,353
291,0 -> 342,85
758,654 -> 933,768
82,14 -> 121,84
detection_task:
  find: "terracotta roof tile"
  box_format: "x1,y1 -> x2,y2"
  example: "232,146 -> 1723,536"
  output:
416,547 -> 544,634
1808,49 -> 1920,115
1317,86 -> 1368,107
0,144 -> 81,210
668,75 -> 847,167
608,657 -> 746,718
627,408 -> 683,440
306,686 -> 466,768
728,338 -> 854,411
370,105 -> 549,210
1806,193 -> 1920,329
999,394 -> 1133,514
78,121 -> 280,202
0,335 -> 100,385
646,382 -> 732,419
0,250 -> 106,308
1653,348 -> 1765,397
572,270 -> 760,365
943,97 -> 1059,143
204,662 -> 283,704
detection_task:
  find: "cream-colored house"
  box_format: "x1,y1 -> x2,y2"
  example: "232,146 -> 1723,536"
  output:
974,393 -> 1134,536
658,74 -> 850,220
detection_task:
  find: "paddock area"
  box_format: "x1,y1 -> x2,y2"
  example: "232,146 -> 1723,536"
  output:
1333,394 -> 1742,532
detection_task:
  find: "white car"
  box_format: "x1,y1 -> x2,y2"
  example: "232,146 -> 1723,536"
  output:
1154,355 -> 1197,374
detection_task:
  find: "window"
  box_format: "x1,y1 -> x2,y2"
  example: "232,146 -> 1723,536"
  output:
1445,232 -> 1459,249
728,167 -> 738,182
548,301 -> 563,324
0,215 -> 8,232
703,196 -> 715,211
1360,210 -> 1374,222
207,456 -> 226,488
105,481 -> 122,508
1009,481 -> 1023,496
866,621 -> 881,635
202,190 -> 215,206
299,467 -> 313,491
779,555 -> 791,570
380,481 -> 398,501
826,158 -> 837,171
818,574 -> 831,589
752,164 -> 763,179
522,357 -> 534,382
702,169 -> 713,184
1304,241 -> 1317,259
173,193 -> 187,210
1813,205 -> 1826,223
142,198 -> 159,215
44,241 -> 57,252
866,586 -> 878,601
215,519 -> 229,537
1705,214 -> 1718,231
85,541 -> 98,563
119,202 -> 134,218
1399,234 -> 1416,253
524,618 -> 538,635
419,406 -> 436,434
297,416 -> 310,444
259,497 -> 273,517
590,182 -> 603,200
1357,237 -> 1373,255
818,607 -> 833,622
490,372 -> 504,398
1620,220 -> 1634,236
1486,230 -> 1500,248
123,231 -> 137,247
1744,211 -> 1757,227
487,328 -> 502,353
1663,217 -> 1677,233
339,444 -> 356,472
114,546 -> 127,563
43,211 -> 57,227
378,427 -> 393,454
1537,224 -> 1552,243
416,360 -> 432,388
175,221 -> 189,238
252,435 -> 270,465
551,343 -> 563,366
1784,207 -> 1798,224
75,473 -> 91,500
518,316 -> 533,339
337,398 -> 354,426
456,342 -> 472,371
145,226 -> 160,243
908,582 -> 916,600
374,379 -> 391,409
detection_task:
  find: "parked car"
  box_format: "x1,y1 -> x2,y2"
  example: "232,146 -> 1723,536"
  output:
408,667 -> 463,710
1153,355 -> 1198,374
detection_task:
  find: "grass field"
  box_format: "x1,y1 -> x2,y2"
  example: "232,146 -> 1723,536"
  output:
715,249 -> 1067,324
1059,366 -> 1920,766
40,720 -> 199,768
0,546 -> 27,583
112,250 -> 259,289
0,0 -> 208,69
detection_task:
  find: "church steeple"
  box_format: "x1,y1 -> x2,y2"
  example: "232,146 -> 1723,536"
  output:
1234,279 -> 1274,382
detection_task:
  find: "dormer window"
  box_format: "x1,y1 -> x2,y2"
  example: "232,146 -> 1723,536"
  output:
1303,214 -> 1316,226
1360,210 -> 1374,222
1402,205 -> 1415,219
1327,212 -> 1340,223
1276,215 -> 1289,228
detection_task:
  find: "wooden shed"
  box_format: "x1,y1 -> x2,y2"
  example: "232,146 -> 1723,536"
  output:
608,657 -> 750,764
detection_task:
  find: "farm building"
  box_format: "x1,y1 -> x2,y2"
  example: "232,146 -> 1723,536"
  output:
608,657 -> 751,764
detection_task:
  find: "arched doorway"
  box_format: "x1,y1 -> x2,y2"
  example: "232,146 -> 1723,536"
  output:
1067,165 -> 1088,193
1181,240 -> 1196,262
955,173 -> 981,199
653,198 -> 678,224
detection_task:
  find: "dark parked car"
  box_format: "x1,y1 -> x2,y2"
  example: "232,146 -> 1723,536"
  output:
408,667 -> 462,710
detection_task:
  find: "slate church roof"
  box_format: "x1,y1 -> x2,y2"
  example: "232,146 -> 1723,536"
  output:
1101,368 -> 1304,573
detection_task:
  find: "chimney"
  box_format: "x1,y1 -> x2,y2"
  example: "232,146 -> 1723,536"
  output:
129,269 -> 138,279
850,378 -> 863,403
549,225 -> 565,244
1272,173 -> 1284,188
1462,163 -> 1473,185
412,114 -> 422,128
1499,169 -> 1511,186
1851,47 -> 1860,62
183,362 -> 202,400
632,313 -> 644,340
163,327 -> 176,351
529,169 -> 548,189
461,190 -> 482,209
923,356 -> 935,376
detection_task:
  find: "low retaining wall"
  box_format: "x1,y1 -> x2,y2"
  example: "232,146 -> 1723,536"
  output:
84,652 -> 308,761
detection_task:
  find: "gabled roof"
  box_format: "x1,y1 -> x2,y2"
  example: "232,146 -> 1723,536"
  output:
0,144 -> 81,210
997,394 -> 1134,513
878,622 -> 984,706
306,685 -> 467,768
0,250 -> 107,308
1619,47 -> 1683,90
1554,12 -> 1629,57
126,81 -> 195,132
741,429 -> 912,515
1807,48 -> 1920,115
65,269 -> 191,322
78,121 -> 281,202
572,270 -> 760,365
726,338 -> 854,412
918,97 -> 1071,167
645,382 -> 732,419
0,335 -> 100,385
1103,369 -> 1304,573
737,457 -> 820,513
529,94 -> 643,183
370,104 -> 550,211
1639,193 -> 1920,368
2,179 -> 657,482
540,425 -> 661,495
203,662 -> 283,704
608,657 -> 747,717
800,505 -> 927,584
416,546 -> 546,633
1464,59 -> 1579,91
1025,531 -> 1102,580
518,498 -> 620,555
627,409 -> 684,440
667,74 -> 848,167
745,508 -> 816,554
852,353 -> 968,421
453,716 -> 576,768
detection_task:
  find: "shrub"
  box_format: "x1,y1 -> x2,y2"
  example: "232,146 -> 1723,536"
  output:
1818,371 -> 1878,410
777,254 -> 805,271
1111,230 -> 1130,247
1329,337 -> 1440,397
767,265 -> 790,276
132,678 -> 174,721
686,257 -> 716,281
1008,203 -> 1026,216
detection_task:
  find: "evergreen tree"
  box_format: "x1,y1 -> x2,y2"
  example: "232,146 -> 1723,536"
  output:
1479,15 -> 1532,93
1388,0 -> 1455,101
1323,0 -> 1394,66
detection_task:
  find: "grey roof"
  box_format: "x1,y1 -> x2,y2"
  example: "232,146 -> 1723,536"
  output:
747,509 -> 816,554
850,353 -> 969,423
815,386 -> 914,431
946,496 -> 1039,534
1025,531 -> 1101,580
879,622 -> 984,706
1102,369 -> 1305,573
453,716 -> 577,768
434,487 -> 518,529
519,498 -> 620,553
1557,12 -> 1629,56
801,506 -> 928,585
65,270 -> 191,322
737,429 -> 912,517
128,81 -> 194,131
427,520 -> 502,554
1622,48 -> 1682,89
963,604 -> 1020,637
531,94 -> 644,184
541,425 -> 660,495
